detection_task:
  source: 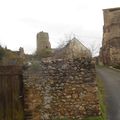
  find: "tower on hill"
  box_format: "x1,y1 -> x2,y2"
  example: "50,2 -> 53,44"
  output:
36,31 -> 51,56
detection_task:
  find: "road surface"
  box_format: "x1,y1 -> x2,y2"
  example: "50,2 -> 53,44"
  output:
97,67 -> 120,120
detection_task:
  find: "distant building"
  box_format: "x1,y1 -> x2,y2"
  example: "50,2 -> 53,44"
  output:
0,46 -> 25,65
100,7 -> 120,67
54,37 -> 91,59
18,47 -> 25,58
36,31 -> 51,55
35,31 -> 91,59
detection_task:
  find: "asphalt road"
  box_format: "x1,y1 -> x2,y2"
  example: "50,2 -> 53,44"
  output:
97,67 -> 120,120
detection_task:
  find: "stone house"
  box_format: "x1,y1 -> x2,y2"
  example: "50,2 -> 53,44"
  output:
54,37 -> 92,59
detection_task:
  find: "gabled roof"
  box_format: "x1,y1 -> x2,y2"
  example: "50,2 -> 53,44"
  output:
67,37 -> 89,51
54,37 -> 91,59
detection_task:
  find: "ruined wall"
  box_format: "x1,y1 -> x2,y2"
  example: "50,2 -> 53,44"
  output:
100,7 -> 120,67
23,59 -> 100,120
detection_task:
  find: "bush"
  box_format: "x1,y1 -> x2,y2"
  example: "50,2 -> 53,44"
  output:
36,48 -> 52,59
0,46 -> 5,60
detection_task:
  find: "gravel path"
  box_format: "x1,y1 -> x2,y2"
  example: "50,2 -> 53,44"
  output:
97,67 -> 120,120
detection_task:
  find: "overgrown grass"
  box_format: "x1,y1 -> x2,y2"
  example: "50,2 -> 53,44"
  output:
97,75 -> 107,119
82,116 -> 103,120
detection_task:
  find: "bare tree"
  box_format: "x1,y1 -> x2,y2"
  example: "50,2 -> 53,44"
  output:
56,32 -> 78,49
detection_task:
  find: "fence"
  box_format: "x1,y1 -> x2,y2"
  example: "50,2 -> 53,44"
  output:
0,66 -> 24,120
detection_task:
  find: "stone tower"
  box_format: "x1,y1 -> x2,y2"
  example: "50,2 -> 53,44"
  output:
36,31 -> 51,55
19,47 -> 25,58
100,7 -> 120,67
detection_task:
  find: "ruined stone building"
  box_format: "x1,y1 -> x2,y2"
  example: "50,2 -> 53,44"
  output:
0,46 -> 25,65
36,31 -> 91,59
100,7 -> 120,67
0,31 -> 100,120
36,31 -> 51,57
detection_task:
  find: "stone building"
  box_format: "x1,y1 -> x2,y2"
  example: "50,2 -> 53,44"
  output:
18,47 -> 25,58
54,37 -> 92,59
100,7 -> 120,67
36,31 -> 51,56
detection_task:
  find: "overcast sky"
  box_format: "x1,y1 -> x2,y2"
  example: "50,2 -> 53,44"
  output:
0,0 -> 119,54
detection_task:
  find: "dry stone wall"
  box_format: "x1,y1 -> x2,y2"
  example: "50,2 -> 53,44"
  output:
23,59 -> 100,120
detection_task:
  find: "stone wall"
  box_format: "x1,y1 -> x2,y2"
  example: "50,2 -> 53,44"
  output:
23,59 -> 100,120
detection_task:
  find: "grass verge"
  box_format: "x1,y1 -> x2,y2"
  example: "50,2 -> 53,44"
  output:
82,74 -> 107,120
